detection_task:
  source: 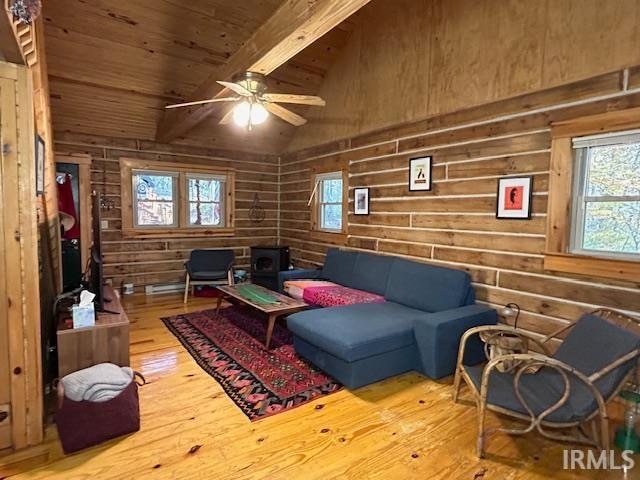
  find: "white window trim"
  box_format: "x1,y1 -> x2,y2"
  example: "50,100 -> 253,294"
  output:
570,136 -> 640,261
316,171 -> 343,233
132,169 -> 179,229
186,173 -> 227,228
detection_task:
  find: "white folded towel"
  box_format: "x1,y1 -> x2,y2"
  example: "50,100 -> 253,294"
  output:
61,363 -> 134,402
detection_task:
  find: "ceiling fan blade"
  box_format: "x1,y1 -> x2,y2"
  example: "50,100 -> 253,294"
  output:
262,93 -> 326,106
264,103 -> 307,126
217,81 -> 253,97
165,97 -> 240,109
219,107 -> 236,125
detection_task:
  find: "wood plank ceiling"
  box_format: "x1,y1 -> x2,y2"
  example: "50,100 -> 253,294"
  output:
43,0 -> 353,154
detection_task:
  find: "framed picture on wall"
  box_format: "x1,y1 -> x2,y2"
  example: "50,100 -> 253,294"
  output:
354,187 -> 369,215
496,176 -> 533,219
35,134 -> 45,196
408,156 -> 432,191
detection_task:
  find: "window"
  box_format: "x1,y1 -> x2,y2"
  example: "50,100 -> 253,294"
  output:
315,171 -> 344,232
571,131 -> 640,259
544,109 -> 640,282
187,174 -> 225,227
133,170 -> 178,227
121,158 -> 234,237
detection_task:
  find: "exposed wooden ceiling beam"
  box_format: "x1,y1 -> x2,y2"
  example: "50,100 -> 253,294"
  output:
0,6 -> 24,64
156,0 -> 371,143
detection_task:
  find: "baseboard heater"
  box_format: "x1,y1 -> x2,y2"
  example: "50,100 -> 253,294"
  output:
145,283 -> 185,295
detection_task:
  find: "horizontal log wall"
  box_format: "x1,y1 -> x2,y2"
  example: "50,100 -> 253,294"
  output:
280,69 -> 640,345
54,132 -> 279,291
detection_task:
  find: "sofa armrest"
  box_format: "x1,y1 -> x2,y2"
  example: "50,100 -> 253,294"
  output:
413,304 -> 497,379
277,268 -> 322,293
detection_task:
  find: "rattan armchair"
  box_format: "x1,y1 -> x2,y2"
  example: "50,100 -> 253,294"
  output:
453,308 -> 640,458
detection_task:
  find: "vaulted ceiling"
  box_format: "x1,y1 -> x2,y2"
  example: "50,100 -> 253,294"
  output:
44,0 -> 355,154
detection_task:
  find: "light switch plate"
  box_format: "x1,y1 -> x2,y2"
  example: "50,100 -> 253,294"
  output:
101,220 -> 109,229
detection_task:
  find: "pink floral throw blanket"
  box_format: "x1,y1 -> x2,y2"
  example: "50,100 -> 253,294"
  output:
302,285 -> 386,308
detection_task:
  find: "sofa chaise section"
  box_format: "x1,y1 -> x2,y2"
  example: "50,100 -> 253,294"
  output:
282,249 -> 497,389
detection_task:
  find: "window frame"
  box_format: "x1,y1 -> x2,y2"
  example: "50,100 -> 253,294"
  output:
316,171 -> 344,233
185,173 -> 227,229
131,169 -> 179,229
120,158 -> 235,238
544,107 -> 640,282
569,139 -> 640,261
309,167 -> 348,237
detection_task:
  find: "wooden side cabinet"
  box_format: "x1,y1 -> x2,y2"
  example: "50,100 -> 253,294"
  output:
56,286 -> 130,378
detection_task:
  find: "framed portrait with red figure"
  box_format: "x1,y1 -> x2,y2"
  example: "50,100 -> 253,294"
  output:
496,176 -> 533,219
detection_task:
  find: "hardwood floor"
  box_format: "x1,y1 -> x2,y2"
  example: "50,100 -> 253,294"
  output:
1,293 -> 632,479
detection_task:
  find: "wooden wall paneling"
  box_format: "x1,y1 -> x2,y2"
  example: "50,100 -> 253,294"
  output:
357,0 -> 432,133
0,2 -> 23,64
279,70 -> 640,349
31,17 -> 62,293
15,66 -> 42,446
0,77 -> 11,451
542,0 -> 640,87
56,133 -> 279,292
0,74 -> 28,449
428,0 -> 545,116
0,63 -> 43,450
288,0 -> 640,152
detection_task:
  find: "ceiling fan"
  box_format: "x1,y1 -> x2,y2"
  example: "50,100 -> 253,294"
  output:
165,72 -> 326,129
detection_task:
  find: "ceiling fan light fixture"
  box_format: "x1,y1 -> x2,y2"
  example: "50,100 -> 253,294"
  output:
232,101 -> 269,127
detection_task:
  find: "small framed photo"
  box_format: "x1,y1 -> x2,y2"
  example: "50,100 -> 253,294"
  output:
35,134 -> 45,196
354,187 -> 369,215
409,156 -> 432,191
496,176 -> 533,219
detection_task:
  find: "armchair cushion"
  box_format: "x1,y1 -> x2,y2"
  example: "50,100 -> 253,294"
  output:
185,249 -> 234,281
186,268 -> 228,281
553,313 -> 640,399
464,365 -> 589,423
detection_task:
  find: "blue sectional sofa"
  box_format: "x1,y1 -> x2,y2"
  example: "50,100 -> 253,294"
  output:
279,249 -> 497,389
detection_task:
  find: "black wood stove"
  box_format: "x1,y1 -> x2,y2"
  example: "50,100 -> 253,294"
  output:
250,246 -> 290,291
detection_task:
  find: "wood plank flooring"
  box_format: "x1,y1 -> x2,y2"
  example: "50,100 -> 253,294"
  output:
1,293 -> 633,479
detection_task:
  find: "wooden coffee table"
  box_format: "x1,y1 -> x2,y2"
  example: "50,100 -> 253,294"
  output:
215,283 -> 308,349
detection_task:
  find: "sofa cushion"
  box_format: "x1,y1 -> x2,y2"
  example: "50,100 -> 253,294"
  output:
384,258 -> 472,312
302,285 -> 386,307
321,249 -> 358,286
283,280 -> 338,300
286,302 -> 422,362
349,252 -> 394,295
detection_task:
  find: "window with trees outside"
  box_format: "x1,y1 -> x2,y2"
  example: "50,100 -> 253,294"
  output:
121,158 -> 234,237
187,174 -> 226,227
133,171 -> 178,227
316,171 -> 343,232
571,130 -> 640,259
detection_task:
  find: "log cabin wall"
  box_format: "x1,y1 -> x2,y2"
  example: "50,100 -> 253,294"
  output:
279,69 -> 640,346
54,132 -> 279,291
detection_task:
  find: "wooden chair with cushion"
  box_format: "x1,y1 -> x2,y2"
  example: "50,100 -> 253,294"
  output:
453,308 -> 640,457
184,249 -> 235,304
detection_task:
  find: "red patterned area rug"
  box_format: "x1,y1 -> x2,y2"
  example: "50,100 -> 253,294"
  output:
162,306 -> 342,421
